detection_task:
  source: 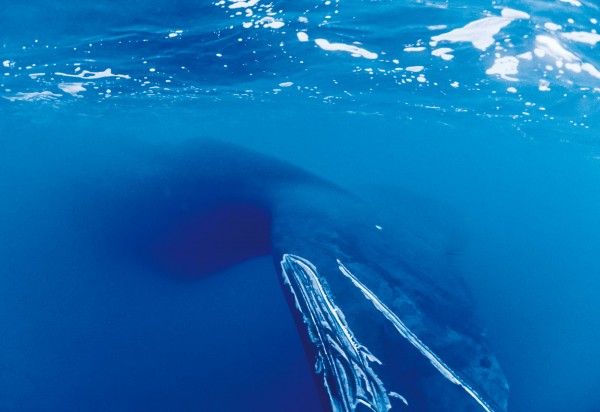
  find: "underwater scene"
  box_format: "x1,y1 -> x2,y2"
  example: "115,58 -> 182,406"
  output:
1,0 -> 600,411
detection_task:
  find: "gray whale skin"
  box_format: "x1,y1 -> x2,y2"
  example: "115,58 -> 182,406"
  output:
0,137 -> 508,412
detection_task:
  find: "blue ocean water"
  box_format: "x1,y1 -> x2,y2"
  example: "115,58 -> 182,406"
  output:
1,1 -> 600,411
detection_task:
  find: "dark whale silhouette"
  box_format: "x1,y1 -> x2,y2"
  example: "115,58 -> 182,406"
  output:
0,136 -> 508,411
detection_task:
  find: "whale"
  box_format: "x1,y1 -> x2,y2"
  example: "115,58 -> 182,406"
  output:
0,136 -> 508,411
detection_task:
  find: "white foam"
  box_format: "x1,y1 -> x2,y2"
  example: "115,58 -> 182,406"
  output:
431,8 -> 529,51
404,46 -> 426,52
278,81 -> 293,87
58,82 -> 86,96
406,66 -> 424,72
561,31 -> 600,45
314,39 -> 378,59
55,68 -> 131,79
507,86 -> 517,93
2,60 -> 11,68
297,32 -> 309,42
486,56 -> 519,81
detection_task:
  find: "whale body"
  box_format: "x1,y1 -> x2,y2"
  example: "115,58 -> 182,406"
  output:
0,136 -> 508,411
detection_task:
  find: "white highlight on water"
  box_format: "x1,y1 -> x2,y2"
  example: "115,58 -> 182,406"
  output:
559,0 -> 582,6
561,31 -> 600,45
314,39 -> 378,59
517,52 -> 533,60
297,32 -> 309,42
486,56 -> 519,81
431,48 -> 454,61
431,8 -> 530,51
536,35 -> 578,62
544,22 -> 563,31
539,79 -> 551,91
55,68 -> 130,79
256,17 -> 284,29
405,66 -> 424,72
58,82 -> 86,96
228,0 -> 259,9
535,35 -> 600,79
4,91 -> 62,102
